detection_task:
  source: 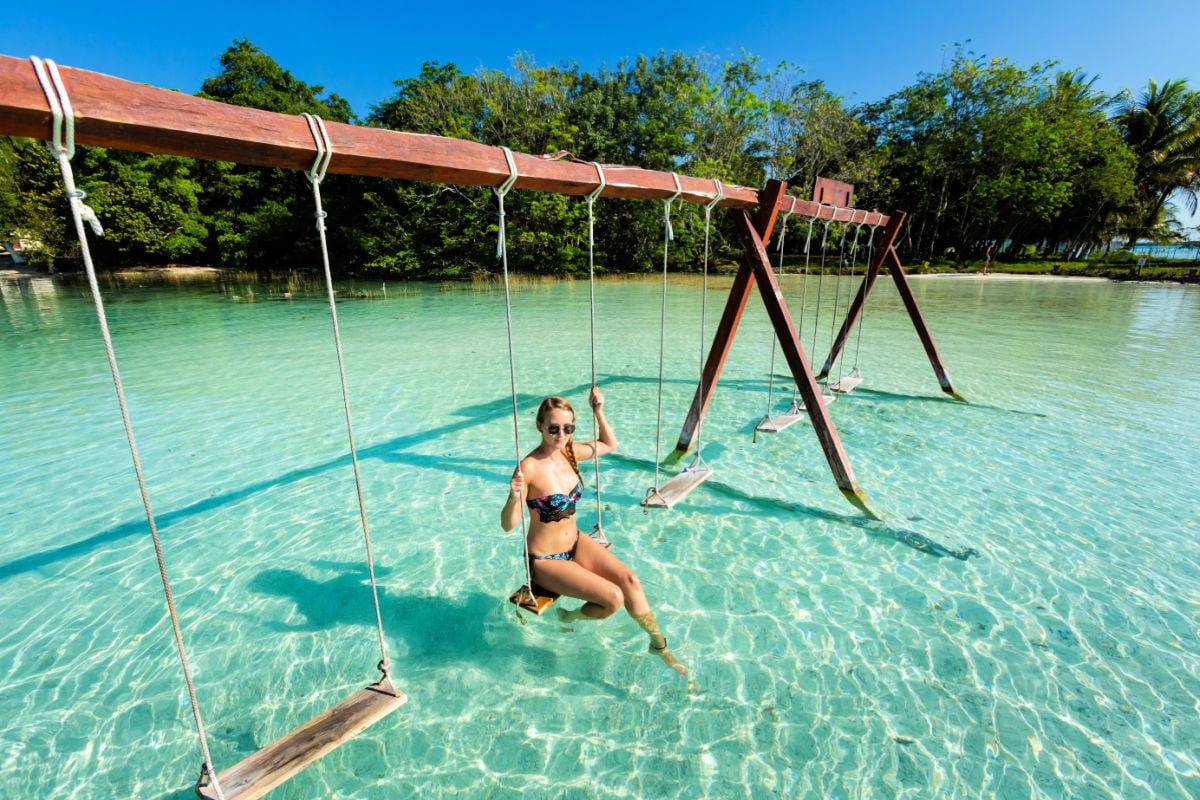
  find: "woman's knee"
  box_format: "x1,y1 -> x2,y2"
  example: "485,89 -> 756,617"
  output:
618,568 -> 644,598
592,585 -> 624,616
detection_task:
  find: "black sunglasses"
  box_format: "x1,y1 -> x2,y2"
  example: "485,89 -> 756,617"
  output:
546,423 -> 576,435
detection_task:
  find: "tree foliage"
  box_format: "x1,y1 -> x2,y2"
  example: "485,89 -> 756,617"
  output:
859,49 -> 1138,261
1110,79 -> 1200,244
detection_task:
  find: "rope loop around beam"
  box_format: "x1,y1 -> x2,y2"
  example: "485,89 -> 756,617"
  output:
778,195 -> 797,252
494,147 -> 519,260
301,112 -> 334,185
663,172 -> 683,242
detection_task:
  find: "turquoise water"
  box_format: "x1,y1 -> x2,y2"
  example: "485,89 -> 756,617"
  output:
1129,243 -> 1200,261
2,272 -> 1198,799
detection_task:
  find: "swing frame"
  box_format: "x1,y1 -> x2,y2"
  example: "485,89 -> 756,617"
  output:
0,55 -> 961,519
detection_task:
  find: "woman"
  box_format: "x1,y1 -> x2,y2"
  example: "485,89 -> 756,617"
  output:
501,388 -> 686,677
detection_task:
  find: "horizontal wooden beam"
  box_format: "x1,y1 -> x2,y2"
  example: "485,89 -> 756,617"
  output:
0,54 -> 886,225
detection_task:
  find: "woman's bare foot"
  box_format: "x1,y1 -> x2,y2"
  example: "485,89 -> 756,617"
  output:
557,604 -> 585,630
649,636 -> 687,677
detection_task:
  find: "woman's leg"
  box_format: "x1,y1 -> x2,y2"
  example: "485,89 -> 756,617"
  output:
530,557 -> 624,620
572,534 -> 687,677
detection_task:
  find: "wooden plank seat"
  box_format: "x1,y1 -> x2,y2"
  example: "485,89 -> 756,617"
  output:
755,406 -> 806,434
195,678 -> 408,800
509,582 -> 558,615
641,462 -> 714,509
829,374 -> 863,394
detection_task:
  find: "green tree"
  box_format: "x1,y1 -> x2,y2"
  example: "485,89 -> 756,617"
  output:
367,59 -> 587,276
768,80 -> 874,195
195,39 -> 356,270
0,137 -> 76,268
198,38 -> 354,121
1110,79 -> 1200,245
860,50 -> 1135,262
74,148 -> 208,264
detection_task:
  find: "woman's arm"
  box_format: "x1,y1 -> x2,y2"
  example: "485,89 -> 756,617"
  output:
500,465 -> 525,531
581,386 -> 617,459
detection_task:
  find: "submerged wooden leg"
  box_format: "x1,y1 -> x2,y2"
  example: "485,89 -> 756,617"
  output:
886,247 -> 965,401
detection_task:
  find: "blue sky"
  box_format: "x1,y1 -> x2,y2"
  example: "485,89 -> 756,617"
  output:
8,0 -> 1200,226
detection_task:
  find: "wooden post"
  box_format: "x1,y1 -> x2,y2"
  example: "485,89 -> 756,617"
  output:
672,180 -> 789,459
732,208 -> 877,517
885,246 -> 964,400
817,212 -> 906,379
670,180 -> 876,515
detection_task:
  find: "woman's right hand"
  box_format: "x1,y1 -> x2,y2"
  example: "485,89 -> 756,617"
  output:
501,467 -> 526,531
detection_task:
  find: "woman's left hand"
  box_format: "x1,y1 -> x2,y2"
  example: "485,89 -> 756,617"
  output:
590,385 -> 605,412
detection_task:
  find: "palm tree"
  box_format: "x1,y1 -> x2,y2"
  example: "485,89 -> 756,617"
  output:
1111,79 -> 1200,245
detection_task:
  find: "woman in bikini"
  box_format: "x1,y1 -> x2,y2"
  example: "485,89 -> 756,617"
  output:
501,388 -> 686,677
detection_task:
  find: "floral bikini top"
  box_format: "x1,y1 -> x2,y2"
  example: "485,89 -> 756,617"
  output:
526,481 -> 583,523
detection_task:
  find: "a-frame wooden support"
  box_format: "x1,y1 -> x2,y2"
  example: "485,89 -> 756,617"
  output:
815,211 -> 964,400
670,180 -> 965,515
672,180 -> 876,517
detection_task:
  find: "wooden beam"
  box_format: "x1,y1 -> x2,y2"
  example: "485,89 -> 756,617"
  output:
884,246 -> 964,400
817,212 -> 907,379
732,207 -> 878,518
0,55 -> 886,224
673,180 -> 789,456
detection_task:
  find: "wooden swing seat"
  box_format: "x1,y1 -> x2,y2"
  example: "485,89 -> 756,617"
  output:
830,374 -> 863,394
508,526 -> 612,615
195,678 -> 407,800
755,409 -> 805,433
641,462 -> 714,509
509,583 -> 558,615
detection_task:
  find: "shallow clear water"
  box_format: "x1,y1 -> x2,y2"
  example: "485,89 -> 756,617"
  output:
1,272 -> 1198,799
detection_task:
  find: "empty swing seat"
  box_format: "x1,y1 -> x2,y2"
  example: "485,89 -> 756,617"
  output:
830,375 -> 863,394
755,407 -> 805,433
195,679 -> 408,800
641,461 -> 714,509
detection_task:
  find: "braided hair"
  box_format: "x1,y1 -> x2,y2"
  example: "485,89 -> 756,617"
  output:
536,395 -> 581,479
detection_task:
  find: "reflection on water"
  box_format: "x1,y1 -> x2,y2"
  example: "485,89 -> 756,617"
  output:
1,274 -> 1198,799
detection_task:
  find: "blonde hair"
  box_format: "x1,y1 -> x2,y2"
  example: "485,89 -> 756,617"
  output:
536,396 -> 581,478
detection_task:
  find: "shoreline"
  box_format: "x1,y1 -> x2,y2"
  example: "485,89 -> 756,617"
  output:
2,263 -> 1194,286
912,272 -> 1110,282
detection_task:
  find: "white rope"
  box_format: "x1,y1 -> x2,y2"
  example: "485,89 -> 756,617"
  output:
829,209 -> 861,385
584,162 -> 609,545
691,179 -> 725,462
850,213 -> 883,372
495,147 -> 518,259
301,113 -> 392,681
759,196 -> 795,429
493,148 -> 533,595
30,56 -> 226,800
791,201 -> 818,407
810,203 -> 837,387
646,173 -> 683,504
